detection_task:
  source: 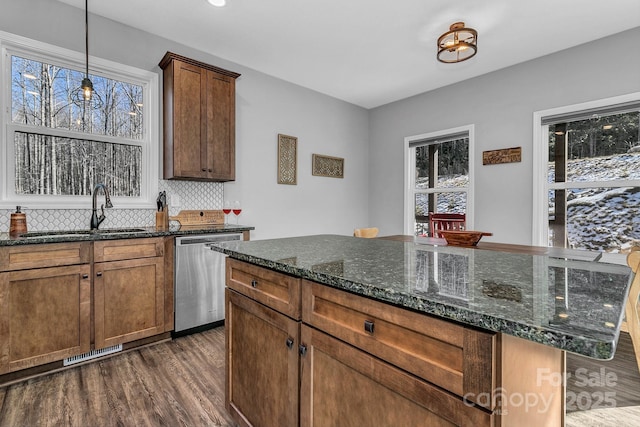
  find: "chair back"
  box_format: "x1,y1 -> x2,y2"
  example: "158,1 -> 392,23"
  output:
626,248 -> 640,372
429,212 -> 466,238
354,227 -> 379,238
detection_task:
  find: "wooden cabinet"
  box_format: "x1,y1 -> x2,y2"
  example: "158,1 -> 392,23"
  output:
226,289 -> 299,427
227,259 -> 499,426
0,238 -> 169,377
0,243 -> 91,375
301,281 -> 496,426
301,280 -> 497,410
225,258 -> 302,427
94,238 -> 165,349
159,52 -> 240,181
299,325 -> 493,427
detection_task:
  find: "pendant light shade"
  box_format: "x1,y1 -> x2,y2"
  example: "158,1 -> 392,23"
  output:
82,0 -> 93,101
437,22 -> 477,63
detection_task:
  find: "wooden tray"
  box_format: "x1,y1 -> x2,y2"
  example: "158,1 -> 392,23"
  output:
168,210 -> 224,226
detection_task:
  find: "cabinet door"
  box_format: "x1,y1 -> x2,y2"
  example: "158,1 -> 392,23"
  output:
204,70 -> 235,181
94,257 -> 165,349
0,265 -> 91,374
172,59 -> 208,179
226,289 -> 299,427
299,325 -> 494,427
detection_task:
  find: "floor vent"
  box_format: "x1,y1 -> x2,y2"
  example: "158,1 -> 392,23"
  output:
63,344 -> 123,366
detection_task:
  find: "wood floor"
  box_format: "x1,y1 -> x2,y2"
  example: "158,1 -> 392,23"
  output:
0,327 -> 234,427
0,327 -> 638,426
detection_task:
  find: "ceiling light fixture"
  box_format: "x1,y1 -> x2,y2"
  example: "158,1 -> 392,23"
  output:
81,0 -> 93,101
437,22 -> 477,63
207,0 -> 227,7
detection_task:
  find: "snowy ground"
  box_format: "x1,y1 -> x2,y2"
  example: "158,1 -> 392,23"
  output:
416,153 -> 640,252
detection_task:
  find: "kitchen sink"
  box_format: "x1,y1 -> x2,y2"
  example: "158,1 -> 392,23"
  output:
19,228 -> 147,238
94,228 -> 147,234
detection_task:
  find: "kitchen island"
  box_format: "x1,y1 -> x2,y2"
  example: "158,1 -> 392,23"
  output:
212,234 -> 634,427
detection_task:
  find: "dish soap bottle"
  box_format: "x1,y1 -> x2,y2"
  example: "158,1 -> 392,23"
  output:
9,206 -> 27,237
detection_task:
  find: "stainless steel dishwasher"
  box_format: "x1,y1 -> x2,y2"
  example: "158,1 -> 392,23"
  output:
174,233 -> 243,335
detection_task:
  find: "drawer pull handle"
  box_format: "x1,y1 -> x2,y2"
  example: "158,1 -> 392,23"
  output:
364,320 -> 375,334
286,338 -> 294,349
251,279 -> 258,288
299,344 -> 307,356
96,272 -> 103,277
82,274 -> 89,279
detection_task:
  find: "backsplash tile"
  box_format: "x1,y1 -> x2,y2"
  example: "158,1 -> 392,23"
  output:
0,180 -> 223,232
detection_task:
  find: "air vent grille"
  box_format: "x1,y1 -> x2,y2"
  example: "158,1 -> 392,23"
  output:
63,344 -> 122,366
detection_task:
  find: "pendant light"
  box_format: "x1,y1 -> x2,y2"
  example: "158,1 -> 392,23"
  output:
81,0 -> 93,100
437,22 -> 477,63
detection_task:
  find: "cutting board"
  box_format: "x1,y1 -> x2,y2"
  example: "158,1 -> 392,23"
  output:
169,210 -> 225,226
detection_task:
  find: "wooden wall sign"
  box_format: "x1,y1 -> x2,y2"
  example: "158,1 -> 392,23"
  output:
278,134 -> 297,184
482,147 -> 522,165
312,154 -> 344,178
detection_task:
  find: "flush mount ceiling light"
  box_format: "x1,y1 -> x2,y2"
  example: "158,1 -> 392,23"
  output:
207,0 -> 227,7
437,22 -> 477,63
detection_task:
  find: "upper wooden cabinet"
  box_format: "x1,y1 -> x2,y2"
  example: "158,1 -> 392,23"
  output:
159,52 -> 240,181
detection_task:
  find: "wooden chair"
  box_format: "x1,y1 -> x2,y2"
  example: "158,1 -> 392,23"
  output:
429,212 -> 466,238
354,227 -> 379,238
626,247 -> 640,372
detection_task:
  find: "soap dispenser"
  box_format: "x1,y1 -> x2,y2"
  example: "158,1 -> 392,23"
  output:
9,206 -> 27,236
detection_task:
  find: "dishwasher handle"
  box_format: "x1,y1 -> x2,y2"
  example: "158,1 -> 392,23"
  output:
176,234 -> 243,245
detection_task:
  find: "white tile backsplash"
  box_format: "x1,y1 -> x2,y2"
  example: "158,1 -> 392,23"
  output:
0,180 -> 223,232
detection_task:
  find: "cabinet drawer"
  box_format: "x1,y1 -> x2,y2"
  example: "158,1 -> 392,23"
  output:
226,259 -> 301,320
94,238 -> 164,262
300,325 -> 494,427
0,242 -> 91,271
302,280 -> 496,409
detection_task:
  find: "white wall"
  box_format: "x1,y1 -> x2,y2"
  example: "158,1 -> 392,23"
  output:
0,0 -> 370,240
369,27 -> 640,244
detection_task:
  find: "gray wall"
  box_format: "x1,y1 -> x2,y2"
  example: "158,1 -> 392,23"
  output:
0,0 -> 370,240
2,1 -> 639,243
369,27 -> 640,244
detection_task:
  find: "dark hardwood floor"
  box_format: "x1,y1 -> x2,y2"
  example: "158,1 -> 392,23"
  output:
0,327 -> 234,427
566,331 -> 640,412
0,327 -> 637,426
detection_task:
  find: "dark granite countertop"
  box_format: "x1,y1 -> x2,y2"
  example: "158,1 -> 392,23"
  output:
211,234 -> 633,359
0,224 -> 254,246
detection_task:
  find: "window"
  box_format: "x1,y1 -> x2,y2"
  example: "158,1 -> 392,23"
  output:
1,31 -> 158,208
404,125 -> 474,236
533,93 -> 640,255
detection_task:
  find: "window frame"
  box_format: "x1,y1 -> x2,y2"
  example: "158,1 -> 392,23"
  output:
403,124 -> 475,236
0,30 -> 158,209
532,92 -> 640,259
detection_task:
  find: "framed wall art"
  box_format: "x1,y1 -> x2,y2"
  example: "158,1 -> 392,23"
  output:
312,154 -> 344,178
277,134 -> 297,184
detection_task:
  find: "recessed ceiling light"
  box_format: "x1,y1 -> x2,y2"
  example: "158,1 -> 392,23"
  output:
207,0 -> 226,7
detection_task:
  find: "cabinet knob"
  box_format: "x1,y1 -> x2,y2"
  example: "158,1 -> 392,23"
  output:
208,169 -> 212,172
364,320 -> 375,334
299,344 -> 307,356
96,272 -> 103,277
251,279 -> 258,288
82,274 -> 89,279
286,338 -> 294,349
201,168 -> 207,172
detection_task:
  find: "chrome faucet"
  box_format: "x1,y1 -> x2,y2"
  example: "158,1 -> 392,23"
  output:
90,183 -> 113,230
